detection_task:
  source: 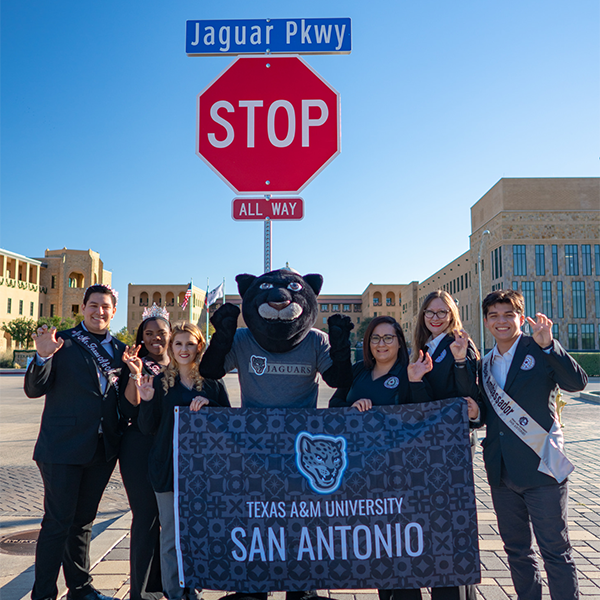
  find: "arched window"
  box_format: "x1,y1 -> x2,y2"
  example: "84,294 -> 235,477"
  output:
386,292 -> 395,307
152,292 -> 162,306
140,292 -> 149,307
166,292 -> 175,306
373,292 -> 382,307
68,272 -> 85,288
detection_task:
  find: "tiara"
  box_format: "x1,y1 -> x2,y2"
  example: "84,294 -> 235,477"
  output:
142,303 -> 170,322
83,284 -> 119,304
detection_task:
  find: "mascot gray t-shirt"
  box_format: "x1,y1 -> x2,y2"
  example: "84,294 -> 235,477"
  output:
223,327 -> 333,409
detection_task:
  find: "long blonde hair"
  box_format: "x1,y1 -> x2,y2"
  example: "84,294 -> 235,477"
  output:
162,322 -> 205,393
411,290 -> 478,362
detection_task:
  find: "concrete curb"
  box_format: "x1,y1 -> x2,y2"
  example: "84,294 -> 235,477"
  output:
580,391 -> 600,404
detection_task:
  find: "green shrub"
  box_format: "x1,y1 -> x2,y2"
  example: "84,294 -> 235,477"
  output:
570,352 -> 600,377
0,352 -> 16,368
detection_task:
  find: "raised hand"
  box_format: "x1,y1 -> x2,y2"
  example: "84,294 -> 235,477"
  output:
407,350 -> 433,382
32,325 -> 64,358
526,313 -> 553,348
123,345 -> 143,375
190,396 -> 210,412
327,314 -> 354,349
449,328 -> 469,362
210,303 -> 240,339
135,375 -> 155,401
351,398 -> 373,412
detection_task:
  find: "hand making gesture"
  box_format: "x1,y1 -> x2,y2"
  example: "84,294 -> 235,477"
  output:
123,344 -> 143,377
526,312 -> 553,349
449,328 -> 469,362
32,325 -> 64,358
135,375 -> 155,402
407,350 -> 433,382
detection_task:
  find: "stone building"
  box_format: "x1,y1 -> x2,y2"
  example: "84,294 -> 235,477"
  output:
127,283 -> 207,333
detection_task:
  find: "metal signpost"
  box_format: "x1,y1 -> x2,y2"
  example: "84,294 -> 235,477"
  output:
190,18 -> 348,272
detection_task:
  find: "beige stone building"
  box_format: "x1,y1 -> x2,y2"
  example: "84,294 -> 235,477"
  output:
34,248 -> 112,319
127,283 -> 207,333
0,249 -> 44,352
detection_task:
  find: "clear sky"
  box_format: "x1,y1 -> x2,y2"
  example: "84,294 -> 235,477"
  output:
2,0 -> 598,331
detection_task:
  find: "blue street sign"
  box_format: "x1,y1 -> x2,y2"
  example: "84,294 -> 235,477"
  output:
186,18 -> 351,56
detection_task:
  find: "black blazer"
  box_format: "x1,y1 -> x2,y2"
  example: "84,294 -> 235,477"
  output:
24,329 -> 126,464
424,334 -> 479,401
479,336 -> 587,488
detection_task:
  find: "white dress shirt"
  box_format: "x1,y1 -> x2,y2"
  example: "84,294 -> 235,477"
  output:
426,332 -> 447,356
489,334 -> 522,390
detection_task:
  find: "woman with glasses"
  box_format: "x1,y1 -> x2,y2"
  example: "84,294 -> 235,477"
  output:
329,315 -> 433,416
408,290 -> 480,600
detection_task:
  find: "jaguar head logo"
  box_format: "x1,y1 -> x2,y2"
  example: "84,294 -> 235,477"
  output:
250,355 -> 267,376
295,432 -> 348,494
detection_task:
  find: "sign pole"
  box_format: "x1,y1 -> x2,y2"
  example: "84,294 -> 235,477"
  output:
264,217 -> 272,273
205,277 -> 210,341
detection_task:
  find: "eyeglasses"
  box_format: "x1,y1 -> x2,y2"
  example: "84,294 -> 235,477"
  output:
370,334 -> 397,345
424,309 -> 449,319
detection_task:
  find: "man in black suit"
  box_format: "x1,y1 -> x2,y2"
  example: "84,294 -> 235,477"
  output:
25,284 -> 126,600
477,289 -> 587,600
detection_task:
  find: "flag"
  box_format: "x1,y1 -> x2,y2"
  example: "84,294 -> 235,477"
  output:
206,282 -> 224,307
180,283 -> 192,309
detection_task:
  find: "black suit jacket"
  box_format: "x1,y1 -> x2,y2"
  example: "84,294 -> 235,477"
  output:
24,328 -> 126,464
479,336 -> 587,488
424,334 -> 479,401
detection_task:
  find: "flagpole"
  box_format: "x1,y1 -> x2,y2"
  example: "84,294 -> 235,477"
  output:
189,278 -> 194,324
206,277 -> 210,342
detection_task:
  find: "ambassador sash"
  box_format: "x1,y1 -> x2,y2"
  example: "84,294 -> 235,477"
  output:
70,325 -> 121,392
142,356 -> 164,377
481,352 -> 573,483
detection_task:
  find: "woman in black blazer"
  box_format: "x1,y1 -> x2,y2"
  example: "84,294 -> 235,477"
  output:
408,290 -> 479,600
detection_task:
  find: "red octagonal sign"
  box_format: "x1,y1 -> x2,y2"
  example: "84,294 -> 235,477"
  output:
197,55 -> 340,195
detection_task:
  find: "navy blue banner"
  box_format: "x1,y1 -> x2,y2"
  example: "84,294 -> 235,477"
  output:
186,18 -> 352,56
175,400 -> 480,591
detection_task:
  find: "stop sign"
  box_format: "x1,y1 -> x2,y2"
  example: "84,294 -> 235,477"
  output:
196,56 -> 340,194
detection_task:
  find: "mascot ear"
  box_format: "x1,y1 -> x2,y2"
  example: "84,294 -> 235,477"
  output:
236,274 -> 257,298
302,274 -> 323,296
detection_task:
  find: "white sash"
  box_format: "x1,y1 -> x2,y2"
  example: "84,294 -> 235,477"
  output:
481,352 -> 574,483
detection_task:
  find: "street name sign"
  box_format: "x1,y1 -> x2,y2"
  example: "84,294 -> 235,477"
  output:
186,18 -> 351,56
232,197 -> 304,221
196,55 -> 340,195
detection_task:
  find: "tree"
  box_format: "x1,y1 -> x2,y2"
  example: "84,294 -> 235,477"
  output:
38,316 -> 76,331
114,326 -> 135,347
355,317 -> 373,343
2,318 -> 37,349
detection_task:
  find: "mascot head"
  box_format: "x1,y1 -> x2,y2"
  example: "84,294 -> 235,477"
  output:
236,268 -> 323,353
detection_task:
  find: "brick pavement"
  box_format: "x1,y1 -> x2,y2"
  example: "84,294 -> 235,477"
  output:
1,375 -> 599,600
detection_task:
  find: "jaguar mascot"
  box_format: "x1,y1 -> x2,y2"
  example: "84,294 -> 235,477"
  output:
199,268 -> 354,408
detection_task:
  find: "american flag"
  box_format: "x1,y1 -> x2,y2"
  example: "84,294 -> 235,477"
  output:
180,283 -> 192,309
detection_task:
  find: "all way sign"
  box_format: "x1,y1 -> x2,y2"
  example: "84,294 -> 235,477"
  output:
232,197 -> 304,221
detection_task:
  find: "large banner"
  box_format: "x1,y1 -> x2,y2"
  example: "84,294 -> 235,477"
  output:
174,400 -> 480,591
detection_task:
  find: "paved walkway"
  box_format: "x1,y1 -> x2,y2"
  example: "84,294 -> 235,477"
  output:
1,374 -> 599,600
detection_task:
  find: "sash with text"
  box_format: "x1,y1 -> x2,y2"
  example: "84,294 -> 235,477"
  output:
174,401 -> 480,591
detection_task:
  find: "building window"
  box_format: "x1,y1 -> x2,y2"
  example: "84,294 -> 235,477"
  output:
581,324 -> 595,350
542,282 -> 552,318
321,304 -> 329,312
552,245 -> 559,276
322,317 -> 327,324
354,304 -> 362,312
582,245 -> 592,276
357,317 -> 360,324
557,282 -> 564,318
51,275 -> 56,289
30,302 -> 34,316
522,282 -> 535,318
386,298 -> 393,306
572,282 -> 586,318
7,298 -> 12,314
132,296 -> 136,304
19,300 -> 23,315
40,303 -> 43,317
568,324 -> 578,349
535,245 -> 545,276
71,304 -> 79,316
512,281 -> 519,291
332,304 -> 340,312
552,323 -> 559,341
595,245 -> 600,274
50,304 -> 55,317
343,304 -> 350,312
513,245 -> 527,276
461,274 -> 464,290
595,282 -> 600,318
373,298 -> 381,306
565,245 -> 579,276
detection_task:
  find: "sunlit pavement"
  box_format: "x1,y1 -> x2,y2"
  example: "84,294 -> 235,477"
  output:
1,373 -> 599,600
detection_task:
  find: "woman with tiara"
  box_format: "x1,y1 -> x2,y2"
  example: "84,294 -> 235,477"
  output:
120,304 -> 172,600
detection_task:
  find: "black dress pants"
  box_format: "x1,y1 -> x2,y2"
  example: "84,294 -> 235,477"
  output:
33,437 -> 116,600
119,427 -> 162,600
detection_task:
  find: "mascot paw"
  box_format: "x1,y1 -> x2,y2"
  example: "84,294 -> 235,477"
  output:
211,302 -> 241,335
327,314 -> 354,349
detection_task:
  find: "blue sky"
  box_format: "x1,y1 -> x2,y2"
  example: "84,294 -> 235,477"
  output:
2,0 -> 598,331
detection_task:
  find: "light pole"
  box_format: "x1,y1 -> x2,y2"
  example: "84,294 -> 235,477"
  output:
478,230 -> 491,357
